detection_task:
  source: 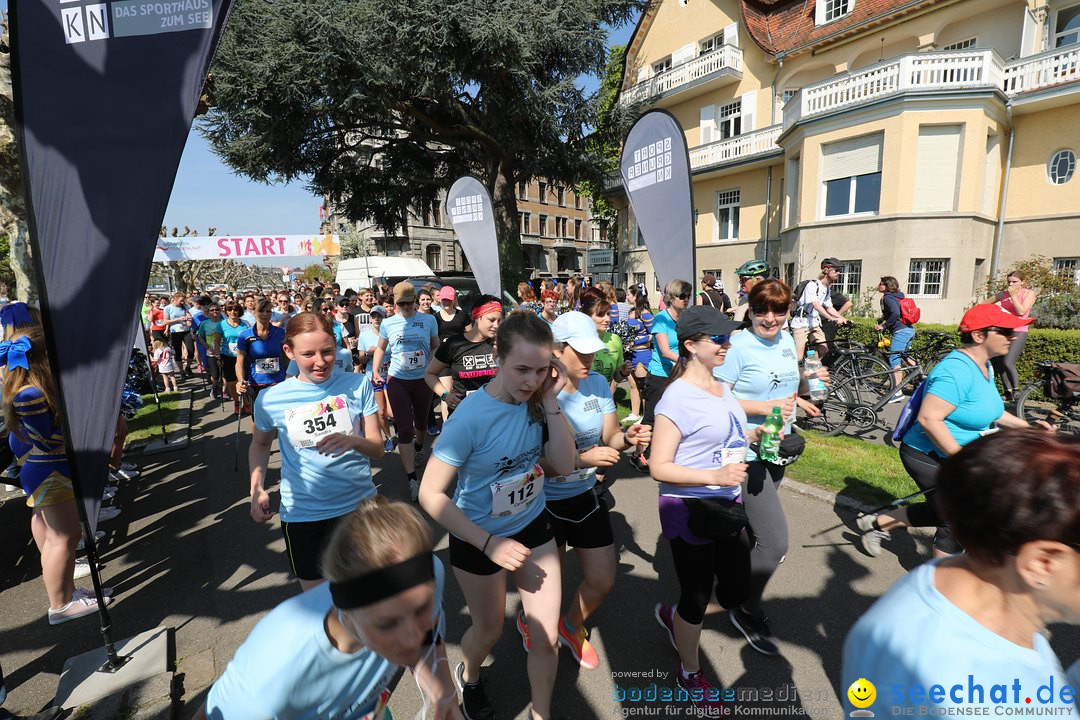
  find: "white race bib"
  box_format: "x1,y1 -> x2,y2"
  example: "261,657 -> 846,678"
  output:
228,341 -> 239,355
399,349 -> 424,370
490,464 -> 544,518
284,394 -> 353,449
255,357 -> 280,375
548,467 -> 594,484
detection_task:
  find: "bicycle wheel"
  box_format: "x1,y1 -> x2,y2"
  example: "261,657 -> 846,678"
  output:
832,353 -> 894,403
1016,384 -> 1080,436
799,383 -> 853,437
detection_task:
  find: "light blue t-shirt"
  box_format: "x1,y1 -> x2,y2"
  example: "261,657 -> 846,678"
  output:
253,372 -> 378,523
379,313 -> 439,380
242,310 -> 257,327
842,560 -> 1080,718
220,319 -> 249,358
286,350 -> 354,378
164,304 -> 189,334
547,372 -> 615,501
653,379 -> 746,501
357,328 -> 385,380
903,350 -> 1005,455
715,329 -> 801,462
433,389 -> 546,536
206,559 -> 448,720
647,309 -> 678,377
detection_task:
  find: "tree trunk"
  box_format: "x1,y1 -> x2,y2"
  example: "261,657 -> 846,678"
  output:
0,20 -> 36,303
489,159 -> 526,294
8,219 -> 36,303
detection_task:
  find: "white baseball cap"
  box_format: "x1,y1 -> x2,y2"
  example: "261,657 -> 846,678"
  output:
552,311 -> 607,354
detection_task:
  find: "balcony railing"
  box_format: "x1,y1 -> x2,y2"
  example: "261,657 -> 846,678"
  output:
1003,44 -> 1080,94
784,50 -> 1005,128
619,44 -> 743,106
689,125 -> 783,171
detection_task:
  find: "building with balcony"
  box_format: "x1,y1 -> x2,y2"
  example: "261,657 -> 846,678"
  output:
609,0 -> 1080,322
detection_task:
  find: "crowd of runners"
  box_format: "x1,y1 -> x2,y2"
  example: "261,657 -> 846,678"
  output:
0,259 -> 1077,720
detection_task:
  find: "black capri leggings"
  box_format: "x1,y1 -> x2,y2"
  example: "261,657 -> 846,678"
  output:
386,377 -> 433,444
642,372 -> 669,428
990,331 -> 1028,392
669,533 -> 750,626
898,443 -> 960,554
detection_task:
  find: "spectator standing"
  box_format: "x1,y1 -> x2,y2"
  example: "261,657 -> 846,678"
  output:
696,274 -> 731,313
988,270 -> 1037,402
791,258 -> 848,361
875,276 -> 914,402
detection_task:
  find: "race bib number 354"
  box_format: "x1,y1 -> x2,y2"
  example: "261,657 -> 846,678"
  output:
284,394 -> 353,449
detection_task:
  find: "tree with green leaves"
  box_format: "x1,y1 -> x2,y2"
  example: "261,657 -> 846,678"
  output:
577,44 -> 630,241
203,0 -> 641,286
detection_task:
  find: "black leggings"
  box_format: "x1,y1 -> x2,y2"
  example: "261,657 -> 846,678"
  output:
169,331 -> 194,370
669,533 -> 750,626
990,331 -> 1027,392
642,372 -> 669,428
742,461 -> 788,616
898,443 -> 960,554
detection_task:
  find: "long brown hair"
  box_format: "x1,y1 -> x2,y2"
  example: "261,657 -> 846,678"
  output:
284,311 -> 334,349
2,307 -> 60,442
495,310 -> 553,422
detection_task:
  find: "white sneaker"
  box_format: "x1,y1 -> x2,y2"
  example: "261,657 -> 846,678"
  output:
73,558 -> 93,579
887,391 -> 905,404
76,530 -> 106,552
74,587 -> 113,602
113,467 -> 140,480
1,483 -> 18,493
97,505 -> 121,522
120,462 -> 137,472
48,595 -> 102,625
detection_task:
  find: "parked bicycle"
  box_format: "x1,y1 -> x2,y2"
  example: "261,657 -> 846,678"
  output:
1013,361 -> 1080,437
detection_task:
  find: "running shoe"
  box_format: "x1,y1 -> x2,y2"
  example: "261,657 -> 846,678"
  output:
427,422 -> 441,437
73,557 -> 93,580
76,530 -> 106,552
887,391 -> 905,404
454,662 -> 494,720
654,603 -> 677,650
100,488 -> 116,502
413,443 -> 425,466
1,459 -> 20,479
120,461 -> 138,472
629,453 -> 649,473
114,467 -> 140,480
409,478 -> 420,503
559,618 -> 600,670
856,514 -> 888,558
73,587 -> 113,602
383,438 -> 396,453
730,607 -> 780,656
516,609 -> 531,652
676,667 -> 726,714
97,506 -> 121,523
1,483 -> 19,493
48,594 -> 103,625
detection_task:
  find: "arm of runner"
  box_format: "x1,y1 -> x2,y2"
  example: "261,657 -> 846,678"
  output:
915,393 -> 963,457
419,456 -> 532,572
315,412 -> 385,459
601,409 -> 648,451
655,332 -> 678,363
425,358 -> 450,396
248,425 -> 277,522
995,410 -> 1053,432
371,337 -> 389,385
235,350 -> 247,392
648,414 -> 748,487
412,640 -> 461,720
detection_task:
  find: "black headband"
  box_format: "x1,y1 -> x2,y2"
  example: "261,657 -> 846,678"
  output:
329,553 -> 435,609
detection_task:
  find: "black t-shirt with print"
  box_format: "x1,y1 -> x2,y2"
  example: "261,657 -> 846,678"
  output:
434,334 -> 497,412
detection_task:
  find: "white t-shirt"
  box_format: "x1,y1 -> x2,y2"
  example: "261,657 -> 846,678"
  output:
792,279 -> 832,329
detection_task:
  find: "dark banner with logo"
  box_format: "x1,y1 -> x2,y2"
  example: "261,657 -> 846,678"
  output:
619,110 -> 695,291
9,0 -> 233,525
447,176 -> 501,298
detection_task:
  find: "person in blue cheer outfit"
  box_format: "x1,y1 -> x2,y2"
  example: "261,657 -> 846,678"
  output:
197,498 -> 463,720
419,312 -> 576,720
249,312 -> 383,591
511,311 -> 650,673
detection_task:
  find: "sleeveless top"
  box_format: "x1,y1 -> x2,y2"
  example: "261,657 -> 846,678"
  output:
1000,290 -> 1032,333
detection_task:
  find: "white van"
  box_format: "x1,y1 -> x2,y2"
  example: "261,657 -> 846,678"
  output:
335,257 -> 436,291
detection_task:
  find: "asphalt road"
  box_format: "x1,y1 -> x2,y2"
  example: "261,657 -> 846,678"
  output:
0,383 -> 1076,720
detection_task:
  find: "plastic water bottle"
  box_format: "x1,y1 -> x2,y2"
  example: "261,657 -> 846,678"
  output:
758,407 -> 783,463
805,350 -> 827,401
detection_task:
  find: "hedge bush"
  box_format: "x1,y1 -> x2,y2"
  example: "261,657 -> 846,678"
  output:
842,318 -> 1080,391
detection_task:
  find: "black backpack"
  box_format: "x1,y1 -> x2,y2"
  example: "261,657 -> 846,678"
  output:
791,279 -> 814,318
1046,363 -> 1080,400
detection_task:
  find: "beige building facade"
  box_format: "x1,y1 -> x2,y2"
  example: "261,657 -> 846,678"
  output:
609,0 -> 1080,322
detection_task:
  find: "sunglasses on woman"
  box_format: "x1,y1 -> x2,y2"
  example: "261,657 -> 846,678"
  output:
984,327 -> 1016,339
705,334 -> 729,345
751,306 -> 789,317
677,293 -> 691,301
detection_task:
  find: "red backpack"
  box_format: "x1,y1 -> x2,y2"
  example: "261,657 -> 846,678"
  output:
898,297 -> 921,325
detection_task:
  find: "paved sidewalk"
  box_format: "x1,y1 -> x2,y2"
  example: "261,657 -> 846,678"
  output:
0,382 -> 1076,719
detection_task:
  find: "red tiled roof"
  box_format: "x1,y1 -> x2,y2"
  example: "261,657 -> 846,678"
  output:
741,0 -> 940,56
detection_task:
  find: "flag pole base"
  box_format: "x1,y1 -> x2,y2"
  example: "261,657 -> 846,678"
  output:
143,433 -> 189,455
55,627 -> 173,713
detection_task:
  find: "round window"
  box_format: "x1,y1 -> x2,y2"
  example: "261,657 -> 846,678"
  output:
1048,149 -> 1076,185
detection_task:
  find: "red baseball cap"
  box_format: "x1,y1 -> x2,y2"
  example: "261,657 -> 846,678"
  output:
958,304 -> 1034,332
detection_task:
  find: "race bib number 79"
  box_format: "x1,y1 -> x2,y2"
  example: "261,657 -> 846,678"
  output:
284,394 -> 352,449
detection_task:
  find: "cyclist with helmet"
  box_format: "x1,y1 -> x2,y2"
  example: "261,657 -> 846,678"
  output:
791,258 -> 849,362
732,260 -> 771,324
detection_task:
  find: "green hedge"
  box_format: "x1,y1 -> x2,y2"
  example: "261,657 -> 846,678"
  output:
841,318 -> 1080,391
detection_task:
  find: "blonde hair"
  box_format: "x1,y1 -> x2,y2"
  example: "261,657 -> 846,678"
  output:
321,496 -> 433,581
2,307 -> 60,442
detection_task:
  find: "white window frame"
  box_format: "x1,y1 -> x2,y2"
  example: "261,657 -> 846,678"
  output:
822,173 -> 881,217
942,37 -> 977,51
520,211 -> 531,235
652,56 -> 673,76
1053,2 -> 1080,48
714,189 -> 741,243
700,34 -> 723,54
908,259 -> 949,299
717,100 -> 742,140
426,244 -> 442,272
539,214 -> 548,237
1048,148 -> 1077,184
1054,257 -> 1080,286
834,260 -> 863,297
816,0 -> 853,25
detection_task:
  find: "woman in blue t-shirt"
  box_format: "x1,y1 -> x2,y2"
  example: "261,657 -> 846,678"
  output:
715,279 -> 828,658
856,304 -> 1050,560
196,498 -> 461,720
419,312 -> 576,720
515,312 -> 650,672
219,301 -> 249,415
249,312 -> 384,590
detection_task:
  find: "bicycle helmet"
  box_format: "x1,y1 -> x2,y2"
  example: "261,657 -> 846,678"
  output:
735,259 -> 770,278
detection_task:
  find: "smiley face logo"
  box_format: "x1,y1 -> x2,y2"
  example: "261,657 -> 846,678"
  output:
847,678 -> 876,709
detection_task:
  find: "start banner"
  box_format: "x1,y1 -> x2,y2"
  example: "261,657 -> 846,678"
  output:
154,234 -> 341,261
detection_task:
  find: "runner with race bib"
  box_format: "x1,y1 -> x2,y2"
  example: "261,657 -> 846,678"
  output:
418,312 -> 576,720
219,301 -> 250,415
249,312 -> 383,590
371,282 -> 440,502
237,299 -> 288,419
424,294 -> 502,418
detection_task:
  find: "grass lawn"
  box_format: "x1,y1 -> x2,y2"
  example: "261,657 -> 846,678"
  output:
125,392 -> 185,446
613,384 -> 918,505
